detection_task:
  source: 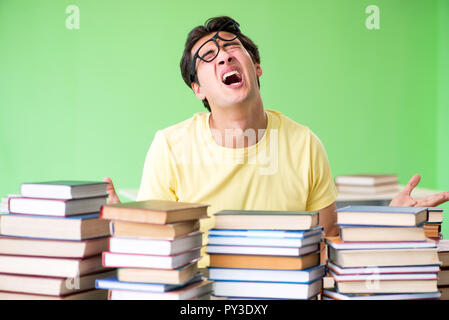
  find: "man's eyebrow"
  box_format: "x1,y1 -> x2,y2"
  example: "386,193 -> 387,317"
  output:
223,41 -> 240,47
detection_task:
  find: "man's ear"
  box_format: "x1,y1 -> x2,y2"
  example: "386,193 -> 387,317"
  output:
255,63 -> 263,78
191,82 -> 206,101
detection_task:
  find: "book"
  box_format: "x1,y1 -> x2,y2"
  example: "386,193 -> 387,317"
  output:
208,226 -> 322,238
328,246 -> 440,268
330,270 -> 438,282
96,273 -> 202,293
109,232 -> 203,256
0,213 -> 110,240
0,254 -> 108,277
107,280 -> 212,300
209,252 -> 320,270
112,220 -> 200,240
438,269 -> 449,286
440,286 -> 449,300
20,181 -> 108,200
208,265 -> 326,283
117,261 -> 198,284
327,262 -> 440,275
102,248 -> 202,269
438,240 -> 449,267
212,279 -> 322,300
0,289 -> 108,300
206,243 -> 320,256
323,289 -> 441,300
335,174 -> 398,186
0,236 -> 109,258
326,237 -> 436,250
213,210 -> 318,230
100,200 -> 209,224
0,270 -> 115,296
337,184 -> 400,195
339,225 -> 426,242
428,208 -> 443,223
335,278 -> 438,294
336,206 -> 428,227
8,196 -> 107,217
207,233 -> 322,247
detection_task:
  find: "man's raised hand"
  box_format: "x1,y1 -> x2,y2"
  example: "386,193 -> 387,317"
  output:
103,177 -> 121,204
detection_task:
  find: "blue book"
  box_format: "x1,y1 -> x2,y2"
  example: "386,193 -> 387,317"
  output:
0,213 -> 110,240
208,226 -> 323,238
336,205 -> 428,227
95,273 -> 203,293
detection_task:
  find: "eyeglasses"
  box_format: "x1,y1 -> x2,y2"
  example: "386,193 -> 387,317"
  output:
189,21 -> 241,83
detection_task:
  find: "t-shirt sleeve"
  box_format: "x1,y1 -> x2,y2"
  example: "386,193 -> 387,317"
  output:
136,130 -> 178,202
306,131 -> 338,211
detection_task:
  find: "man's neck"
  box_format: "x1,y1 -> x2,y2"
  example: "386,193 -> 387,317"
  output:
209,97 -> 267,148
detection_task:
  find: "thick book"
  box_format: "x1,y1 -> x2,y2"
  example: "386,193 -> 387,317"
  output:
0,236 -> 109,258
337,184 -> 400,195
112,220 -> 200,240
0,254 -> 108,277
213,278 -> 322,300
8,196 -> 107,217
327,262 -> 440,275
20,181 -> 108,200
109,232 -> 203,256
339,225 -> 426,242
108,280 -> 212,300
208,226 -> 322,238
335,278 -> 438,294
208,252 -> 320,270
213,210 -> 318,230
0,289 -> 108,300
207,233 -> 322,248
428,207 -> 443,223
100,200 -> 209,224
102,248 -> 202,269
323,289 -> 441,300
206,243 -> 319,256
330,270 -> 438,282
335,174 -> 398,186
117,261 -> 198,285
327,247 -> 440,269
438,240 -> 449,267
208,265 -> 326,283
336,206 -> 428,227
326,237 -> 436,250
0,213 -> 110,240
96,273 -> 202,293
0,270 -> 115,296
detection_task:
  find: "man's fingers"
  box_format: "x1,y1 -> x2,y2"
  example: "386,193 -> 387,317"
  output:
103,177 -> 121,204
402,174 -> 421,196
415,192 -> 449,207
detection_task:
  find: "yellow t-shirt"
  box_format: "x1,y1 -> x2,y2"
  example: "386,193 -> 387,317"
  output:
136,109 -> 338,266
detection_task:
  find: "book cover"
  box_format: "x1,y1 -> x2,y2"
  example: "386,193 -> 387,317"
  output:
20,181 -> 108,200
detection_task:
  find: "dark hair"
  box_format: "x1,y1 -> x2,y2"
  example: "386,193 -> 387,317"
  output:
180,16 -> 260,112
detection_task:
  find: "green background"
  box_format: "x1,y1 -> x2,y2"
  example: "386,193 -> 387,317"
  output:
1,1 -> 448,234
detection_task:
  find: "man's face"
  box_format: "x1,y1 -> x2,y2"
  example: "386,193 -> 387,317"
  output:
190,31 -> 262,109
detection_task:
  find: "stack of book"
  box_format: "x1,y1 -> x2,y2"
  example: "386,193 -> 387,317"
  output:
335,174 -> 399,195
207,210 -> 326,300
425,208 -> 443,240
0,181 -> 113,300
437,239 -> 449,300
96,200 -> 213,300
323,206 -> 441,300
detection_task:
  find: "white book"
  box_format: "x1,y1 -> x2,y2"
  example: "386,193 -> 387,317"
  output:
208,227 -> 322,238
330,270 -> 438,282
109,232 -> 202,255
327,239 -> 437,250
335,175 -> 398,186
327,262 -> 441,275
213,279 -> 322,299
20,181 -> 108,200
208,265 -> 325,283
206,243 -> 319,256
108,280 -> 212,300
323,289 -> 441,300
103,248 -> 201,269
207,233 -> 322,247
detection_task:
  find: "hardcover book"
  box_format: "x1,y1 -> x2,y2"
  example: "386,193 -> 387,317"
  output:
20,181 -> 108,200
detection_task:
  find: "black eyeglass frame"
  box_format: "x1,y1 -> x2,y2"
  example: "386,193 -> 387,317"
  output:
189,21 -> 241,84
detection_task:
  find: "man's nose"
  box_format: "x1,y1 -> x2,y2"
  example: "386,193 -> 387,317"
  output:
217,52 -> 233,65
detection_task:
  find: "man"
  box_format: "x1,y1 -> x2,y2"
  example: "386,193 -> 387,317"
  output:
104,16 -> 449,264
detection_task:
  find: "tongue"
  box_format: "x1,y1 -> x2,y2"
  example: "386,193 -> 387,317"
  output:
224,74 -> 241,85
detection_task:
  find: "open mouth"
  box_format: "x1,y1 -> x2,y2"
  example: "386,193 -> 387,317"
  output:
222,70 -> 243,86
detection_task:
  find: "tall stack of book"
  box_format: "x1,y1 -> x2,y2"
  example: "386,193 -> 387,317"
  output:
96,200 -> 213,300
335,174 -> 399,195
0,181 -> 113,300
437,239 -> 449,299
425,208 -> 443,240
207,210 -> 326,300
323,206 -> 441,300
